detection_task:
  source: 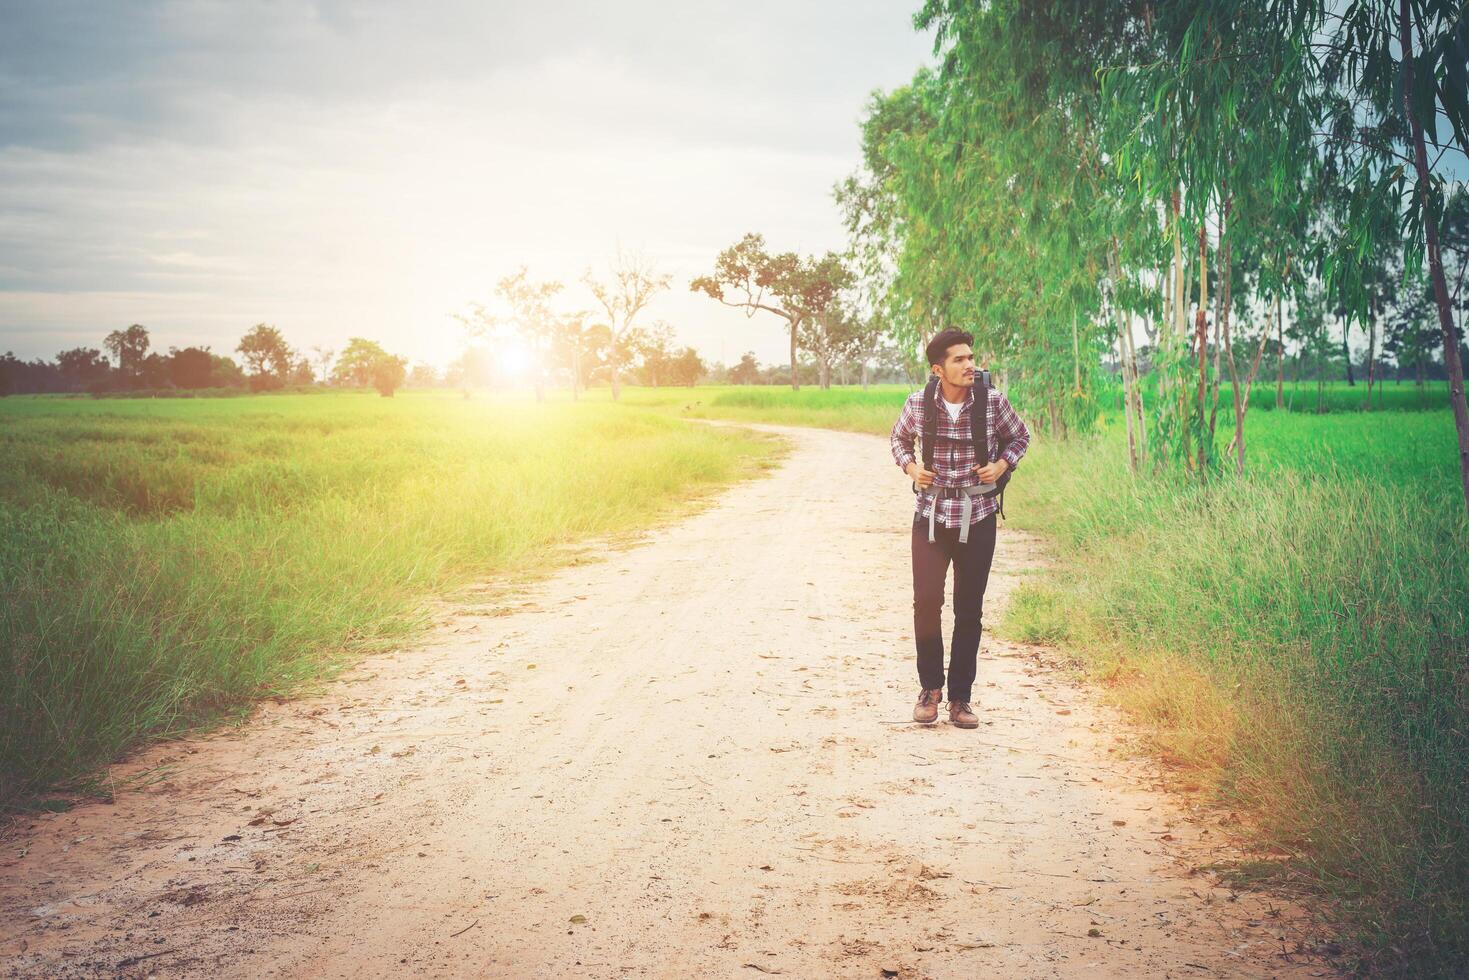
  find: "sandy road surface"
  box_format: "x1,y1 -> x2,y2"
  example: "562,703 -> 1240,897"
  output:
2,423 -> 1337,978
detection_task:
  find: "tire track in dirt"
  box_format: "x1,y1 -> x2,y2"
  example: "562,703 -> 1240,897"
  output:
1,423 -> 1338,978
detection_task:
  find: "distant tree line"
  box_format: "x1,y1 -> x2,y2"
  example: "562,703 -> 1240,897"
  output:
0,322 -> 412,398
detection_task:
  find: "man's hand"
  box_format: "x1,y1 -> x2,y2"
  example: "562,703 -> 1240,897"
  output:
906,461 -> 936,488
972,458 -> 1010,484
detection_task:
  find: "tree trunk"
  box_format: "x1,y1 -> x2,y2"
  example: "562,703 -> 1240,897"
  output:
1216,195 -> 1238,471
1208,197 -> 1225,449
1194,222 -> 1210,473
789,318 -> 800,391
1219,270 -> 1245,473
1110,240 -> 1146,469
1128,320 -> 1139,473
1364,298 -> 1377,409
1222,301 -> 1244,474
1071,312 -> 1081,394
1174,190 -> 1188,342
1402,0 -> 1469,513
1129,314 -> 1147,460
1229,296 -> 1275,438
1275,293 -> 1285,410
1316,330 -> 1326,412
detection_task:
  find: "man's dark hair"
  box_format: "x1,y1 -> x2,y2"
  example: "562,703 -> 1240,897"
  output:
925,328 -> 974,367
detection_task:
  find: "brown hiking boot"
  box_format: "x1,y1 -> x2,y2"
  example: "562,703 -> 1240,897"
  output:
948,700 -> 979,729
913,688 -> 942,724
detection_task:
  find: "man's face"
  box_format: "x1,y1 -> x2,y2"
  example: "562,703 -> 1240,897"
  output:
931,343 -> 975,387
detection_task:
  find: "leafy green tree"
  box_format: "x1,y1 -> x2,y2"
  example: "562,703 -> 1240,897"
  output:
138,352 -> 172,389
286,356 -> 315,386
1316,0 -> 1469,507
669,347 -> 704,387
370,354 -> 407,397
0,352 -> 63,394
210,354 -> 245,388
1386,273 -> 1444,386
794,252 -> 857,390
55,347 -> 111,391
730,351 -> 760,385
236,324 -> 293,386
691,233 -> 813,391
167,346 -> 214,389
332,337 -> 391,386
847,14 -> 1109,441
103,324 -> 150,384
633,322 -> 676,388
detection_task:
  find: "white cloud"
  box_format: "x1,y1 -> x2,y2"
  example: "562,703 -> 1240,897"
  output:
0,2 -> 935,367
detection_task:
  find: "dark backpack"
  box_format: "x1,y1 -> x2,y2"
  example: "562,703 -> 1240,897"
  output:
914,369 -> 1014,518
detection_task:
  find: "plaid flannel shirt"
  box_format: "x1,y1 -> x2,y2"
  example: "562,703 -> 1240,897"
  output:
890,384 -> 1031,527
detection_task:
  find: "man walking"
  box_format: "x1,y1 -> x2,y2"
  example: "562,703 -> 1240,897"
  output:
890,329 -> 1031,728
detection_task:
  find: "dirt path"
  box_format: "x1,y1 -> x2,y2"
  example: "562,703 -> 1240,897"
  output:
2,423 -> 1336,978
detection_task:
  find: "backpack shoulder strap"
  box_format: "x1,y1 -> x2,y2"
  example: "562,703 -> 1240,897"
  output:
921,376 -> 939,470
973,369 -> 991,463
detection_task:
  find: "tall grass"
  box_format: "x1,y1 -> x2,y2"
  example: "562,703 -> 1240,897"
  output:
634,381 -> 1466,974
0,392 -> 779,805
998,410 -> 1467,976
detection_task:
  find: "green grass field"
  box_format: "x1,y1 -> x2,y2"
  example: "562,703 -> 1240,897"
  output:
3,379 -> 1464,972
0,392 -> 781,805
1002,406 -> 1466,969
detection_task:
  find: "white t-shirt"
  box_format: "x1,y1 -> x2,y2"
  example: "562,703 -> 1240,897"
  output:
942,397 -> 965,423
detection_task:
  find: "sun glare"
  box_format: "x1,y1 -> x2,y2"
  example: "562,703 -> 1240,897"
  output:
498,343 -> 533,376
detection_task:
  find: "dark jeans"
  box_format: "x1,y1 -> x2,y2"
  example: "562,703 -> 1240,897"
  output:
911,511 -> 997,702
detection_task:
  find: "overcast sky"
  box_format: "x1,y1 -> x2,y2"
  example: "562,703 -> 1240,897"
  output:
0,1 -> 937,369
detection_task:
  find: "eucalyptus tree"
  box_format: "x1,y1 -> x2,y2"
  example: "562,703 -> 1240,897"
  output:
835,80 -> 936,363
1308,0 -> 1469,509
856,5 -> 1111,438
1086,0 -> 1319,475
870,0 -> 1465,496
